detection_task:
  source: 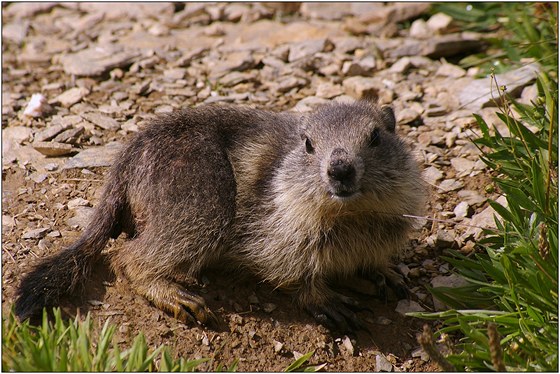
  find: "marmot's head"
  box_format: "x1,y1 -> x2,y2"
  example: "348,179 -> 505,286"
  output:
287,100 -> 423,216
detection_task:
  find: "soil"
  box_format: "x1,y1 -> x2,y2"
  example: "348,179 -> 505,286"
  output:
2,3 -> 513,372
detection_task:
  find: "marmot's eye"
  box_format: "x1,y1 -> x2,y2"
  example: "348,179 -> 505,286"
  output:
305,137 -> 315,154
369,128 -> 380,147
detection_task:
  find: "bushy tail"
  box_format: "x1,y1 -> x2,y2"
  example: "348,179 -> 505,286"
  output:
15,176 -> 126,321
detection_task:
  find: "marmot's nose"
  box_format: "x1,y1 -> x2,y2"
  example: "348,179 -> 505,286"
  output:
328,148 -> 356,182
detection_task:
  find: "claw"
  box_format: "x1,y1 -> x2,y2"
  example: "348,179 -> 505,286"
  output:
306,298 -> 368,333
141,281 -> 218,327
370,267 -> 409,301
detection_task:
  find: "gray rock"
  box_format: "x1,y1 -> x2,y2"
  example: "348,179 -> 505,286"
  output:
288,39 -> 332,62
463,196 -> 507,240
453,201 -> 472,218
59,44 -> 140,77
53,126 -> 85,144
342,56 -> 376,76
395,299 -> 425,315
426,12 -> 454,34
292,96 -> 330,113
67,197 -> 90,209
3,21 -> 29,44
315,83 -> 344,99
262,303 -> 277,313
457,190 -> 486,206
342,76 -> 382,99
4,2 -> 57,18
435,230 -> 456,248
436,63 -> 466,78
411,347 -> 430,361
22,227 -> 49,240
451,157 -> 476,175
456,62 -> 541,111
409,19 -> 431,39
273,76 -> 307,94
63,141 -> 123,169
341,336 -> 354,356
422,33 -> 483,59
3,126 -> 34,146
32,141 -> 75,157
53,87 -> 90,107
375,354 -> 393,373
396,108 -> 421,126
300,3 -> 354,20
438,178 -> 464,192
375,354 -> 394,372
34,124 -> 72,142
80,111 -> 120,131
431,274 -> 470,311
359,3 -> 430,25
389,57 -> 413,74
422,166 -> 444,185
67,206 -> 94,228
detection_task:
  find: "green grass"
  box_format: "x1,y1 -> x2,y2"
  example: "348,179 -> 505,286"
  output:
413,3 -> 558,372
2,308 -> 324,372
2,308 -> 209,371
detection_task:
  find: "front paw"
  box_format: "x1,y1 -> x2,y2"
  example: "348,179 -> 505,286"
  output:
305,296 -> 367,333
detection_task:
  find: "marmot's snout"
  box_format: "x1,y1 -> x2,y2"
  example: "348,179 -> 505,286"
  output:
325,148 -> 364,200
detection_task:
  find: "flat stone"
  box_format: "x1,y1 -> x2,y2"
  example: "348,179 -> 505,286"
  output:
451,157 -> 476,174
2,21 -> 29,44
395,299 -> 425,316
456,62 -> 541,111
53,87 -> 90,107
34,124 -> 72,142
32,141 -> 75,157
390,57 -> 413,73
422,166 -> 444,185
300,3 -> 354,20
66,206 -> 94,228
457,190 -> 486,206
463,196 -> 507,240
427,12 -> 454,34
67,197 -> 90,209
435,230 -> 456,248
342,76 -> 382,100
63,142 -> 123,169
422,33 -> 483,59
341,55 -> 376,76
396,108 -> 421,126
3,126 -> 34,146
316,82 -> 344,99
288,39 -> 332,62
409,19 -> 430,39
58,44 -> 140,77
431,274 -> 470,310
375,354 -> 394,372
438,178 -> 463,192
53,126 -> 85,144
436,63 -> 466,78
80,111 -> 120,131
22,227 -> 49,240
453,201 -> 472,218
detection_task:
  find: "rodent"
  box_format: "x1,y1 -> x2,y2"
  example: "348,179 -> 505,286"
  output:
15,99 -> 425,330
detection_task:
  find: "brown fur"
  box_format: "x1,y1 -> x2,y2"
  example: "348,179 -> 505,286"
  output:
15,100 -> 425,325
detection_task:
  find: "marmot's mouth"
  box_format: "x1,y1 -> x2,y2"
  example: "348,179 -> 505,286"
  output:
329,190 -> 360,201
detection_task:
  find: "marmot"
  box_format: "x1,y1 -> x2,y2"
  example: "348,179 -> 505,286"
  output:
15,99 -> 425,330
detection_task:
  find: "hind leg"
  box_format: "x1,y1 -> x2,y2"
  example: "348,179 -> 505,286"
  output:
112,216 -> 229,326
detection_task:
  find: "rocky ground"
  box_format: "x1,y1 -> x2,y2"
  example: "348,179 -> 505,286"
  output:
2,3 -> 541,372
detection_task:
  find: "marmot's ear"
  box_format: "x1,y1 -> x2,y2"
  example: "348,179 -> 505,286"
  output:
380,105 -> 396,133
